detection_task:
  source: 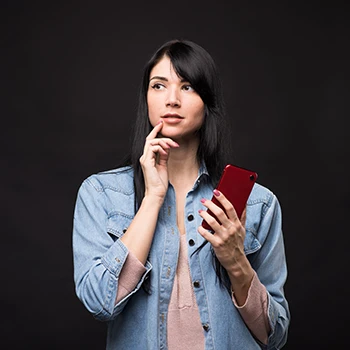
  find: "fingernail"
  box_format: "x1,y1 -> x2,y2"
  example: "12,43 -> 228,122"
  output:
174,142 -> 180,147
213,189 -> 220,196
198,209 -> 203,213
157,120 -> 163,125
200,198 -> 206,203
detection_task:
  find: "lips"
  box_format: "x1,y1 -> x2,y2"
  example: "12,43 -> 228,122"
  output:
160,113 -> 184,125
161,113 -> 184,119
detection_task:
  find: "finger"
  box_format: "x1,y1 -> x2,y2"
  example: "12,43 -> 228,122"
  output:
143,140 -> 179,163
212,190 -> 238,221
149,139 -> 169,151
144,138 -> 179,154
146,120 -> 163,141
156,145 -> 171,166
147,144 -> 169,157
197,224 -> 218,244
198,208 -> 222,233
240,207 -> 247,227
140,145 -> 168,167
150,139 -> 178,150
200,197 -> 232,229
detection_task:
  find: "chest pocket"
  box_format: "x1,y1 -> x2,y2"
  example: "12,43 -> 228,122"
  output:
106,212 -> 134,240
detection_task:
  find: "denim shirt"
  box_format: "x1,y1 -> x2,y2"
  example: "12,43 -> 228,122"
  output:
72,165 -> 290,350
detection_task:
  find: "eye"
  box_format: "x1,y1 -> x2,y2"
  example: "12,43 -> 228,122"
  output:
182,84 -> 194,92
151,83 -> 165,90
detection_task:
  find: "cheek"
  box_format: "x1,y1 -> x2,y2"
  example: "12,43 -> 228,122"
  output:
194,102 -> 205,122
147,95 -> 159,125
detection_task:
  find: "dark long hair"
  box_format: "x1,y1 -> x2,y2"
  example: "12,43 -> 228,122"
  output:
124,39 -> 233,291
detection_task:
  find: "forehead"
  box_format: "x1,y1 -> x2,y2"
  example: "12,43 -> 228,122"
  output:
150,56 -> 181,80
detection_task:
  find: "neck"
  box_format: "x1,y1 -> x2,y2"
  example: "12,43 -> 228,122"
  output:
167,139 -> 200,186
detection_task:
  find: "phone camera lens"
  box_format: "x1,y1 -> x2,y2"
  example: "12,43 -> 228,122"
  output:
249,175 -> 255,180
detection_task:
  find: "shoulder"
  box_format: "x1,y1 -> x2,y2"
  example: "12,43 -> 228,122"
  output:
248,182 -> 276,207
81,166 -> 134,195
247,182 -> 281,221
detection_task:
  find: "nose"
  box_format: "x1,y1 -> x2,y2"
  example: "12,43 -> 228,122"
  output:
165,87 -> 181,107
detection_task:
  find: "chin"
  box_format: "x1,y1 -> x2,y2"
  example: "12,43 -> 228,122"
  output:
161,126 -> 183,135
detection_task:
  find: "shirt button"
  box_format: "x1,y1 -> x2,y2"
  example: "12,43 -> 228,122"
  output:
203,323 -> 210,332
193,280 -> 200,288
188,239 -> 195,246
187,214 -> 194,221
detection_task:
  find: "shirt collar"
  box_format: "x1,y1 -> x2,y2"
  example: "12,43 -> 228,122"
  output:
197,161 -> 210,183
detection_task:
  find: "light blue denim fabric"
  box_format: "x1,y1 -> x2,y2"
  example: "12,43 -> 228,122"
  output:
72,165 -> 290,350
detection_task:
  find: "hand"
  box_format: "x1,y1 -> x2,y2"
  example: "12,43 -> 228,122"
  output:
139,121 -> 179,200
198,190 -> 248,274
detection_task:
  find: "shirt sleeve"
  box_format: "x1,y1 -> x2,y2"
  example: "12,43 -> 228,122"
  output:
115,251 -> 147,304
73,178 -> 152,322
232,271 -> 270,345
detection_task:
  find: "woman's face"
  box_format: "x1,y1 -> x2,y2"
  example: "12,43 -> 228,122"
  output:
147,55 -> 205,141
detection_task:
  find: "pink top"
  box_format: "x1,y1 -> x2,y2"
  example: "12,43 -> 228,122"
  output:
167,235 -> 205,349
116,235 -> 270,348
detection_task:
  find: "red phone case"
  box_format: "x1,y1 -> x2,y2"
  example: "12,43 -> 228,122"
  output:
201,164 -> 258,231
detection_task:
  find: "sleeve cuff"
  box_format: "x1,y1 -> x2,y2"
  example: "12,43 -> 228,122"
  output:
232,271 -> 270,344
115,251 -> 147,303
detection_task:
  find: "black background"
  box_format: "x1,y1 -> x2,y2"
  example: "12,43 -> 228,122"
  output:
3,1 -> 350,349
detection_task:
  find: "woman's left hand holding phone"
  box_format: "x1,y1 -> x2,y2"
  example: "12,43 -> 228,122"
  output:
198,191 -> 254,306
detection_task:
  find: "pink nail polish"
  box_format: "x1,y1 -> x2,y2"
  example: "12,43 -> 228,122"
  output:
200,198 -> 206,203
213,189 -> 220,196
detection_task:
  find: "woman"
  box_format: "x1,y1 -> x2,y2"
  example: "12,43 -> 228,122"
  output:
72,39 -> 290,349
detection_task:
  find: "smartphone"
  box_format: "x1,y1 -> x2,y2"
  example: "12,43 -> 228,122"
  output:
201,164 -> 258,231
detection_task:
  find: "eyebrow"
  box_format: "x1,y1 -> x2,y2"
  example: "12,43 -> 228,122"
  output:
149,75 -> 187,83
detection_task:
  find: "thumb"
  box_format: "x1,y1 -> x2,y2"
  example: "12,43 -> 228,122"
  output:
240,207 -> 247,227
